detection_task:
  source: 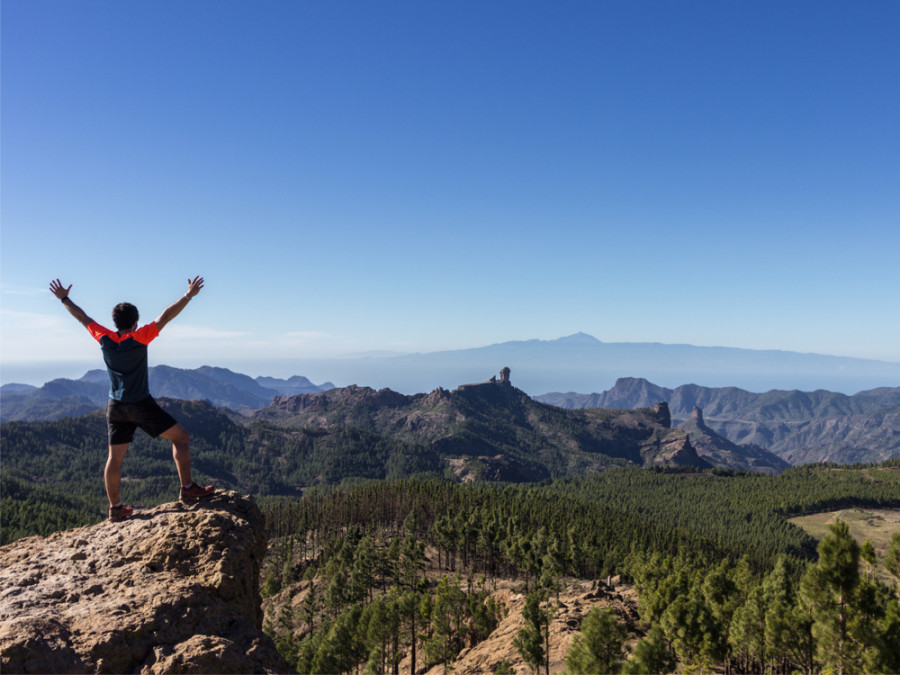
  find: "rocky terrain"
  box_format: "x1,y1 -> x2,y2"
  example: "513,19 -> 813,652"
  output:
423,580 -> 641,675
263,574 -> 642,675
0,491 -> 289,674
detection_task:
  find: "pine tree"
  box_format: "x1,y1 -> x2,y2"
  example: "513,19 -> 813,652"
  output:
349,534 -> 376,603
800,519 -> 862,675
701,558 -> 739,663
296,625 -> 327,675
311,604 -> 363,675
324,564 -> 347,616
299,567 -> 319,635
467,580 -> 500,647
761,555 -> 811,673
860,539 -> 876,583
854,575 -> 897,673
403,591 -> 424,675
875,596 -> 900,675
399,530 -> 425,593
261,571 -> 280,598
361,597 -> 398,675
885,532 -> 900,581
564,606 -> 627,675
514,591 -> 548,675
621,625 -> 676,675
729,584 -> 762,672
660,583 -> 721,668
425,575 -> 467,666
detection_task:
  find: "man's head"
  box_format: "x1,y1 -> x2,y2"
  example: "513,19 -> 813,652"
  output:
112,302 -> 139,332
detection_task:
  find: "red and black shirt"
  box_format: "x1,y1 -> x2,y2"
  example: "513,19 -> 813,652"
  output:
87,322 -> 159,402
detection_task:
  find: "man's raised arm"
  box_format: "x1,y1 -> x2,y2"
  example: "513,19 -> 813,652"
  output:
155,276 -> 204,332
50,279 -> 94,328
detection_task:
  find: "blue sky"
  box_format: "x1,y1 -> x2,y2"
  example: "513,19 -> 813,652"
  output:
2,0 -> 899,385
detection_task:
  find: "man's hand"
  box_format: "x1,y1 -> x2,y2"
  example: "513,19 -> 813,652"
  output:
50,279 -> 72,300
50,279 -> 94,327
156,275 -> 204,332
186,276 -> 204,299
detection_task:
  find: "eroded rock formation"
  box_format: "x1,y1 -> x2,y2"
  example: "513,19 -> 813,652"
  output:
0,492 -> 289,674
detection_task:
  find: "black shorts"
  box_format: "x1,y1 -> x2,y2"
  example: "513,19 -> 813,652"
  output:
107,396 -> 178,445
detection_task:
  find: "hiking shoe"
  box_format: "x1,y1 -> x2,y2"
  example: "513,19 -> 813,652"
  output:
109,504 -> 133,522
180,484 -> 215,502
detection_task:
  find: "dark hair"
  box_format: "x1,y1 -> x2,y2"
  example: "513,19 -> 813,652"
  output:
112,303 -> 139,332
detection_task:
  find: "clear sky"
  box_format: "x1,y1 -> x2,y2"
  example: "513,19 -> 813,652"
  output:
2,0 -> 899,385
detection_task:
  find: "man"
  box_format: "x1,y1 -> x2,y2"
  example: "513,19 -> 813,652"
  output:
50,276 -> 214,521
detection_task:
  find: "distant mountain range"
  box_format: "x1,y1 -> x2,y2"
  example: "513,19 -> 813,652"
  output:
3,350 -> 897,466
536,377 -> 900,465
298,332 -> 900,396
0,367 -> 334,422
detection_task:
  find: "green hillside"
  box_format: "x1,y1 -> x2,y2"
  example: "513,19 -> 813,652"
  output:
259,467 -> 900,675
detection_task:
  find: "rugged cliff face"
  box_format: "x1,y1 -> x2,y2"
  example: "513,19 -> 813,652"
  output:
679,406 -> 791,475
0,492 -> 289,674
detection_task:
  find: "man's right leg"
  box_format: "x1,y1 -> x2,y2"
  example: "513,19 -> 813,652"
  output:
159,423 -> 192,487
159,423 -> 214,502
105,443 -> 129,507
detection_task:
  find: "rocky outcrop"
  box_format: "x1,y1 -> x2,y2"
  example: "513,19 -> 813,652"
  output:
454,367 -> 514,392
652,401 -> 671,428
639,435 -> 712,469
680,407 -> 791,475
691,405 -> 704,424
0,492 -> 289,674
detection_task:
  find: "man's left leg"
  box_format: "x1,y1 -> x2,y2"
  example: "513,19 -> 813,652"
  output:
106,442 -> 134,521
105,442 -> 130,507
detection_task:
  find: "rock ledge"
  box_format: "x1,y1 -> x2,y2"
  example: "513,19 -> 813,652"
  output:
0,491 -> 289,674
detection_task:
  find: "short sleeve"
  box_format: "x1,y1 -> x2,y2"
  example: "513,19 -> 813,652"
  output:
87,322 -> 115,343
132,323 -> 160,345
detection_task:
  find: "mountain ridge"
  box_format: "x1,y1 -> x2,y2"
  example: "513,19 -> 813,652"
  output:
248,369 -> 793,476
536,378 -> 900,465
